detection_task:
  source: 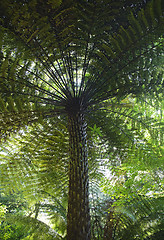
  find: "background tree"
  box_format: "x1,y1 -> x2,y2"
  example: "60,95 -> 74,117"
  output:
0,0 -> 163,239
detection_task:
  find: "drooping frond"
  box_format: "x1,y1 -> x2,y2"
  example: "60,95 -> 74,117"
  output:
0,0 -> 163,117
0,117 -> 69,197
88,96 -> 164,169
114,195 -> 164,239
6,214 -> 63,240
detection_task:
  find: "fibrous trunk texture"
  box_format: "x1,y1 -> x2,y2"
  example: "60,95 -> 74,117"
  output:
103,211 -> 115,240
67,112 -> 91,240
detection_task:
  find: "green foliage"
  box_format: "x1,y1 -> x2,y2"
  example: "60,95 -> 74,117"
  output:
5,215 -> 62,240
0,189 -> 66,239
0,204 -> 6,220
0,117 -> 69,196
0,0 -> 163,238
0,191 -> 30,240
99,165 -> 164,239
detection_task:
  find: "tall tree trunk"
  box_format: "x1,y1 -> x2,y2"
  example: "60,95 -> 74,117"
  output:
67,111 -> 91,240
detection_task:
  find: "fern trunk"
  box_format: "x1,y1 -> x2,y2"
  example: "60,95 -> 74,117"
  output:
67,111 -> 91,240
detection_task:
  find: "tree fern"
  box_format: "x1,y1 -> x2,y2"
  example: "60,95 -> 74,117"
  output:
0,0 -> 163,239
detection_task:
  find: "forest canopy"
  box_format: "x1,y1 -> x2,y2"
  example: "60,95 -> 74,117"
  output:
0,0 -> 163,239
